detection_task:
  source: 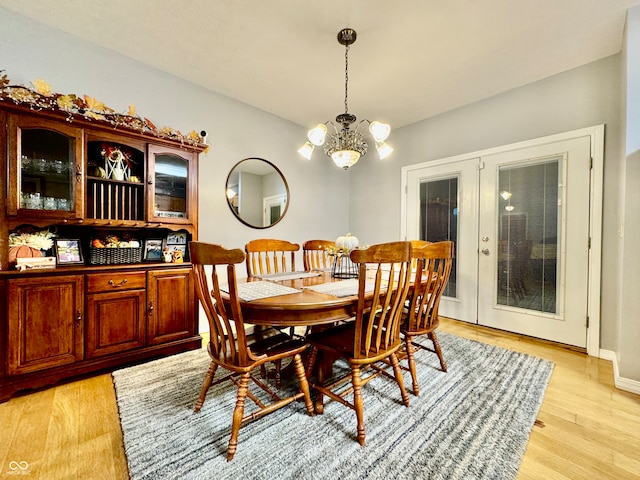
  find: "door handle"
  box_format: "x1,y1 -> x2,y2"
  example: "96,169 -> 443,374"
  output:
481,248 -> 490,255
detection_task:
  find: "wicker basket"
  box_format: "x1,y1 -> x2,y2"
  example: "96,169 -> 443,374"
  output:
90,247 -> 143,265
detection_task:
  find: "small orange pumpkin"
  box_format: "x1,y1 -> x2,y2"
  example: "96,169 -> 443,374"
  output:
9,245 -> 43,263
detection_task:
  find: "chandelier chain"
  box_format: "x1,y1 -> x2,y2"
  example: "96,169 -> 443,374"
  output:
344,43 -> 349,114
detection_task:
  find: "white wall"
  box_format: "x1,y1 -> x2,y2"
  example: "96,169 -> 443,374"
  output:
0,7 -> 351,260
620,6 -> 640,381
350,55 -> 624,355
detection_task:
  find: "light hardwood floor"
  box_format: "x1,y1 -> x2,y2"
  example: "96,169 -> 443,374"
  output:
1,318 -> 639,479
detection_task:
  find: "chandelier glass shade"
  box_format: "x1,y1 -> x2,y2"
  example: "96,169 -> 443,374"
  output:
297,28 -> 393,170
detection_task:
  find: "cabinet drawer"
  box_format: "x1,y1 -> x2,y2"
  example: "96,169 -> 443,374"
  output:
86,271 -> 146,293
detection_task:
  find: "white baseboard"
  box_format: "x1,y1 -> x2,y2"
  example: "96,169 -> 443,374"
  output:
599,349 -> 640,395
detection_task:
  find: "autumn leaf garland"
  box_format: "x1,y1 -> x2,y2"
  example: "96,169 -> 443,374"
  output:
0,70 -> 208,150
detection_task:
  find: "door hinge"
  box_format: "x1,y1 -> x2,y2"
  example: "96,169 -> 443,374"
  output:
586,316 -> 590,328
590,157 -> 593,169
588,237 -> 591,249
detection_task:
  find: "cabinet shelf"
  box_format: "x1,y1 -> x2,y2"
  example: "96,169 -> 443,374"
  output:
86,175 -> 144,185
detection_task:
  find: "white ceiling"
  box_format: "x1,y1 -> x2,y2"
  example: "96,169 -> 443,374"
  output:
1,0 -> 638,129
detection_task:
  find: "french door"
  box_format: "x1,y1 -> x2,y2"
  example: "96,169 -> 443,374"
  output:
403,128 -> 602,349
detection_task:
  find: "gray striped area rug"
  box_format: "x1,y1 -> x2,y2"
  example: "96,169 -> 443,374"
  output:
112,332 -> 553,480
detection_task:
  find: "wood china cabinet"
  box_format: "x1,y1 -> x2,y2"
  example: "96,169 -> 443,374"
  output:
0,102 -> 206,402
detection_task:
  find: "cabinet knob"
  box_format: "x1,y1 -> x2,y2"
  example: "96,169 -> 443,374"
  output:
75,310 -> 82,325
148,301 -> 154,315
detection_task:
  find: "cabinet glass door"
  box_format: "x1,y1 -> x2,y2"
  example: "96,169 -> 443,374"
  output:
147,145 -> 196,225
8,115 -> 83,217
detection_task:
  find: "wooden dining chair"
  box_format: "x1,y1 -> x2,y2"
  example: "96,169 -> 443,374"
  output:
402,241 -> 454,396
409,239 -> 431,270
245,238 -> 302,344
304,241 -> 413,446
189,241 -> 314,461
302,239 -> 336,271
244,238 -> 300,277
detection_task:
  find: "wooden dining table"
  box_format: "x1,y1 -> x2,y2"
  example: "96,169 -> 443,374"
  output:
233,270 -> 361,328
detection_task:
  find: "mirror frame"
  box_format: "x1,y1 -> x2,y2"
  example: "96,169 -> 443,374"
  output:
225,157 -> 290,229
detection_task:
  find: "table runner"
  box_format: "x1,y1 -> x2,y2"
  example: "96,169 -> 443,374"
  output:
222,281 -> 302,301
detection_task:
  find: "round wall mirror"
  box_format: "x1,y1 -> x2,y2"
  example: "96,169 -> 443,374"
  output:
225,158 -> 289,229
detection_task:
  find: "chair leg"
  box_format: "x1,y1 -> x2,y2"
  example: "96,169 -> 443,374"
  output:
274,359 -> 282,389
194,362 -> 218,412
227,372 -> 250,462
429,331 -> 448,372
390,353 -> 410,407
293,353 -> 315,416
351,365 -> 366,446
314,350 -> 325,414
305,346 -> 318,379
404,335 -> 419,396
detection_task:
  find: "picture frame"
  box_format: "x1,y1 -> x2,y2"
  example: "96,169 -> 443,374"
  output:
54,238 -> 84,265
165,244 -> 188,262
166,231 -> 187,245
144,238 -> 164,261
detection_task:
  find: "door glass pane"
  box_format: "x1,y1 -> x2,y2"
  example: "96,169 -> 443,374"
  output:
154,154 -> 187,218
20,129 -> 74,211
419,177 -> 458,297
269,205 -> 281,224
497,159 -> 559,313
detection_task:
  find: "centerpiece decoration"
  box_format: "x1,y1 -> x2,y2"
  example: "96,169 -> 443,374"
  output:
327,233 -> 359,278
8,228 -> 57,263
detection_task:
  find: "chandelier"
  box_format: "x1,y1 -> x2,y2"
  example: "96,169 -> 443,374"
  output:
297,28 -> 393,170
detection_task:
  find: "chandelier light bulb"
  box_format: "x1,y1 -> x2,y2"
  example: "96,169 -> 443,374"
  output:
307,124 -> 327,146
505,205 -> 515,212
500,190 -> 512,200
369,121 -> 391,142
375,141 -> 394,159
297,142 -> 315,160
331,150 -> 361,170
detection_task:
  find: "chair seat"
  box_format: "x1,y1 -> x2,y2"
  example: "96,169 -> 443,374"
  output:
401,315 -> 440,336
307,320 -> 402,363
246,326 -> 307,357
307,322 -> 355,354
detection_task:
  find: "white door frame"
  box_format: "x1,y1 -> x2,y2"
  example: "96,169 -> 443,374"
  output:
400,125 -> 604,356
263,193 -> 287,227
